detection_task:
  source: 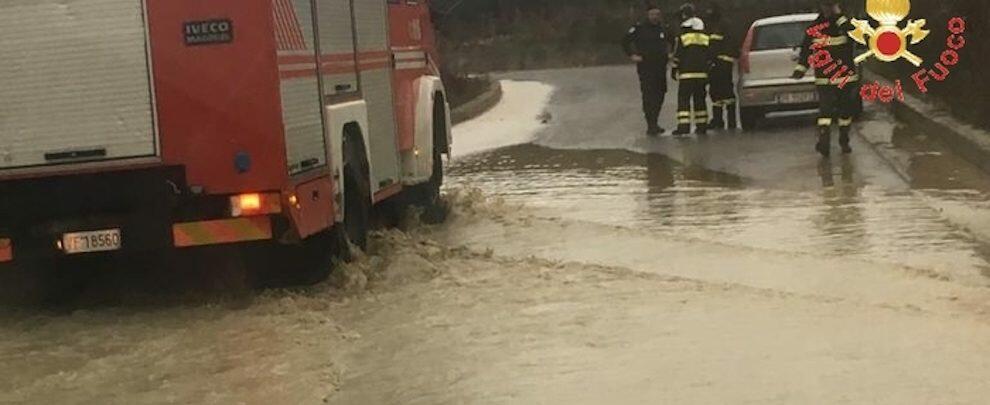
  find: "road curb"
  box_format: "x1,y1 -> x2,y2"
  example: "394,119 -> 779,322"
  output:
451,80 -> 503,125
854,107 -> 913,185
869,72 -> 990,175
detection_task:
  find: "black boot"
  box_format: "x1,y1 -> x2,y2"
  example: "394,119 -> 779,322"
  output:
816,126 -> 832,158
695,122 -> 708,136
727,103 -> 738,129
645,111 -> 662,136
709,106 -> 725,130
839,127 -> 853,154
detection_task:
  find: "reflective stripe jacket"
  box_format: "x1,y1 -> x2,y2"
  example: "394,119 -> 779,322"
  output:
708,21 -> 738,66
796,14 -> 859,86
672,27 -> 713,79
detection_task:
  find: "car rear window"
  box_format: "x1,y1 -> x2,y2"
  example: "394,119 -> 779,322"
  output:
753,21 -> 810,51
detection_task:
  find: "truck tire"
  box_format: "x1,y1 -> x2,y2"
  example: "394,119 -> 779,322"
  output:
343,137 -> 371,251
255,233 -> 335,287
740,107 -> 763,131
402,98 -> 449,224
258,137 -> 371,287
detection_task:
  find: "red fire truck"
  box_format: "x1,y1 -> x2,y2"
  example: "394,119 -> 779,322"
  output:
0,0 -> 450,287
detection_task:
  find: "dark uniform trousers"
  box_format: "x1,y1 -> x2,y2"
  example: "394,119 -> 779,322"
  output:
709,59 -> 737,128
638,63 -> 667,131
816,81 -> 858,131
676,75 -> 708,133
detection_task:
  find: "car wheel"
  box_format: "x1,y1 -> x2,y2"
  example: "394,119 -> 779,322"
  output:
740,107 -> 763,131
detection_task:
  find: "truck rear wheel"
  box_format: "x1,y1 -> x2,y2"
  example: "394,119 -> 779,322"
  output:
252,233 -> 335,287
261,134 -> 370,286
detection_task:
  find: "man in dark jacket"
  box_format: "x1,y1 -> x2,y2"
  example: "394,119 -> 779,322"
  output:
622,3 -> 670,136
792,0 -> 860,157
672,3 -> 712,136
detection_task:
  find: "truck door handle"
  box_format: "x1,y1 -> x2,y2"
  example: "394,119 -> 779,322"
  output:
299,158 -> 320,169
45,148 -> 107,161
335,84 -> 353,92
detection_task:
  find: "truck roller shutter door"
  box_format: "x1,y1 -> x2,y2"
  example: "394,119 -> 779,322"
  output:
0,0 -> 157,170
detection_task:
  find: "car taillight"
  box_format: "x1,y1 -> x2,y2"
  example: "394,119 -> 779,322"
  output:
230,193 -> 282,217
739,25 -> 756,74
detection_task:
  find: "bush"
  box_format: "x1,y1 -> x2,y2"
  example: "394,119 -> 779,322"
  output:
442,72 -> 492,108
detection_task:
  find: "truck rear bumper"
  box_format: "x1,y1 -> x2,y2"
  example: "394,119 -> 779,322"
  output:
0,166 -> 282,264
0,217 -> 279,266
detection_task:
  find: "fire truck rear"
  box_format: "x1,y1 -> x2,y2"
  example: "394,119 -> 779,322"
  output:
0,0 -> 451,293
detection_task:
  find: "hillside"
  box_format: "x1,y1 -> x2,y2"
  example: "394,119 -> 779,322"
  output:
434,0 -> 814,72
435,0 -> 990,129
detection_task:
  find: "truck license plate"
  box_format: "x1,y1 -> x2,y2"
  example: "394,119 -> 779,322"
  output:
778,92 -> 817,104
62,229 -> 122,255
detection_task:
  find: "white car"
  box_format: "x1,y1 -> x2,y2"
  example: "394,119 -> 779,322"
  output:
737,13 -> 819,130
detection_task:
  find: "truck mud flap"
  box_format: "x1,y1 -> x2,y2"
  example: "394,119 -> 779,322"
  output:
173,217 -> 273,248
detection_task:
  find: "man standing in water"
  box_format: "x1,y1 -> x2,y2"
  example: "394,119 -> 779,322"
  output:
622,3 -> 670,137
706,5 -> 739,130
671,3 -> 711,136
792,0 -> 859,157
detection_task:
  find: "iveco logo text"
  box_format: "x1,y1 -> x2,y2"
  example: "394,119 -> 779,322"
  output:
184,19 -> 234,46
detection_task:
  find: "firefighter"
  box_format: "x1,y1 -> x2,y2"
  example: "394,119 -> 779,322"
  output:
706,5 -> 738,130
792,0 -> 860,157
672,3 -> 712,136
622,3 -> 670,136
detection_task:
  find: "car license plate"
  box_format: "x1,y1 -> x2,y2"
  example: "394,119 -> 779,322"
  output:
62,229 -> 122,255
777,92 -> 817,104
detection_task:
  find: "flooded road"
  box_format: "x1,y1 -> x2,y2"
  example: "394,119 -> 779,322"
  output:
449,144 -> 990,285
334,66 -> 990,404
449,66 -> 990,286
7,65 -> 990,404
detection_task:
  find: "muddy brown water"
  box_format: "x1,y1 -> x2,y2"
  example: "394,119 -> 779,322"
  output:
448,142 -> 990,286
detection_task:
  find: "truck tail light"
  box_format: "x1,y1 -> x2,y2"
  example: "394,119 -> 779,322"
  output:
0,238 -> 12,263
739,25 -> 756,74
230,193 -> 282,217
